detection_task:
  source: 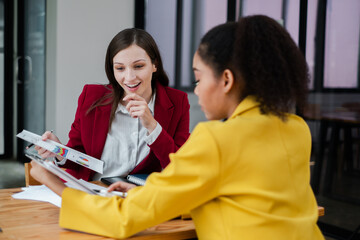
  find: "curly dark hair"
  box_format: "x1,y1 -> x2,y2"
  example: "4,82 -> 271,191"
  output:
235,15 -> 309,118
197,22 -> 238,79
198,15 -> 309,119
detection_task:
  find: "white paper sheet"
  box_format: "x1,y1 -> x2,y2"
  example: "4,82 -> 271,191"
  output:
11,182 -> 109,208
12,185 -> 62,207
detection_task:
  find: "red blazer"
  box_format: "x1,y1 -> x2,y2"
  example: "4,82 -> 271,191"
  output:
63,82 -> 190,181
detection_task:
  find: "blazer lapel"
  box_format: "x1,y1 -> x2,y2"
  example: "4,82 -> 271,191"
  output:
91,103 -> 112,159
154,83 -> 174,131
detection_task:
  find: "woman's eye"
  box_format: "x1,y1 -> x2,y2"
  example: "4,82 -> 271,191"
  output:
134,65 -> 144,69
115,67 -> 124,71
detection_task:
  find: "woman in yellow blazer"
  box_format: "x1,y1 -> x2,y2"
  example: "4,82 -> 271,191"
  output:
30,15 -> 324,239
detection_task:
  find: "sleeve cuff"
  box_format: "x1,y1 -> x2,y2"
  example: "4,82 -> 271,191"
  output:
145,122 -> 162,145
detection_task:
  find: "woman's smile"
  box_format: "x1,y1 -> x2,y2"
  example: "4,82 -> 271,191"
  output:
125,82 -> 141,92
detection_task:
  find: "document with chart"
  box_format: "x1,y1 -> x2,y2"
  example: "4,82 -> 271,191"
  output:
16,129 -> 104,174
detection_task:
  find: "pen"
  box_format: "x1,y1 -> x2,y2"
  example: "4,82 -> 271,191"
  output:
94,189 -> 127,198
26,143 -> 34,149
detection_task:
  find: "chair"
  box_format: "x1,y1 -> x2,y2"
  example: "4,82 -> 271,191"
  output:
24,162 -> 41,186
341,102 -> 360,171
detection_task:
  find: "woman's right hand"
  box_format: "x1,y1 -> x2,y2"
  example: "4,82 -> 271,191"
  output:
34,131 -> 62,159
107,181 -> 137,192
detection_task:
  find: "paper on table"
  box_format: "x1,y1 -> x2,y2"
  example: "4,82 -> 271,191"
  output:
12,185 -> 62,207
11,182 -> 109,208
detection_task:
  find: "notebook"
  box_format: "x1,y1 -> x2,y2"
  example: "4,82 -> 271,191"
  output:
126,174 -> 149,186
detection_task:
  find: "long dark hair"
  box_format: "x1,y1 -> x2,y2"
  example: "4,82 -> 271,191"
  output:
88,28 -> 169,125
198,15 -> 309,119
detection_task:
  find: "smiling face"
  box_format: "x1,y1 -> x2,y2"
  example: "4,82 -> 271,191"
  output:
193,51 -> 231,120
113,44 -> 157,102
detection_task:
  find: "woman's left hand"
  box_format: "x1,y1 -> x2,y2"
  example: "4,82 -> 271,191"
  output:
123,93 -> 157,134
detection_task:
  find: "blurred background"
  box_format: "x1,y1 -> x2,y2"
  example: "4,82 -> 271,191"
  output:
0,1 -> 359,239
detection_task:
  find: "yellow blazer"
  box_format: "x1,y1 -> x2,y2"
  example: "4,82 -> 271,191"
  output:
60,96 -> 324,240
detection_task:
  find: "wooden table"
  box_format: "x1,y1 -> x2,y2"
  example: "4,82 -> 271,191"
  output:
0,187 -> 325,239
0,187 -> 196,240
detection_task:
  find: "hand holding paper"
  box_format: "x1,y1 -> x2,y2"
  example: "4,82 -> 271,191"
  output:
35,130 -> 62,159
25,152 -> 127,199
17,129 -> 104,173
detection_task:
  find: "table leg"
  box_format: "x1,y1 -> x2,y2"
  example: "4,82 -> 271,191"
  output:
343,124 -> 354,172
323,122 -> 340,195
311,120 -> 328,194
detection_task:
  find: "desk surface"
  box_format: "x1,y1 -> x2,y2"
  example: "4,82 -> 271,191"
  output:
0,187 -> 196,240
0,187 -> 325,239
304,110 -> 360,124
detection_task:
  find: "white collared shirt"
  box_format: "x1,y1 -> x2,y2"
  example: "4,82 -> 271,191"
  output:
92,93 -> 162,180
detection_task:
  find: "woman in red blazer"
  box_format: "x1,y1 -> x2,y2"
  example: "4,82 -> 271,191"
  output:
36,29 -> 190,181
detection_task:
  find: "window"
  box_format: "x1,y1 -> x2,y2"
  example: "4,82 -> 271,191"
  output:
323,0 -> 360,88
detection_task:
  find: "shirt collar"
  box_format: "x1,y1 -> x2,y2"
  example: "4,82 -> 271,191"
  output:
229,95 -> 260,120
116,92 -> 157,115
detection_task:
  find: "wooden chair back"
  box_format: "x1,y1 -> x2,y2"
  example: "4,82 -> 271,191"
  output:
24,162 -> 41,186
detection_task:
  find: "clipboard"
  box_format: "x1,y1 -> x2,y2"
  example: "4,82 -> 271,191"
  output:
25,152 -> 127,197
25,152 -> 98,195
